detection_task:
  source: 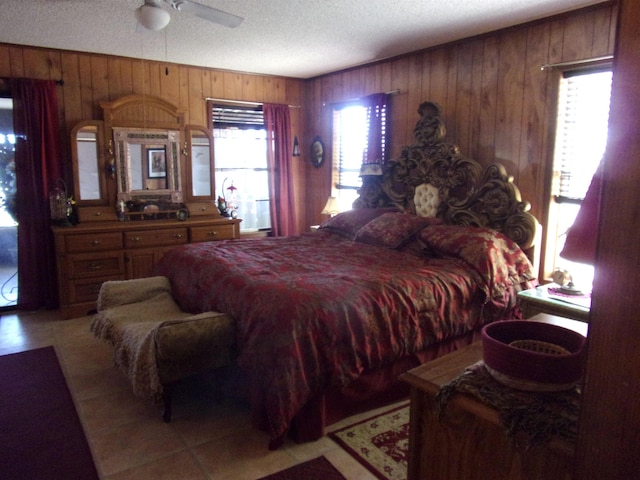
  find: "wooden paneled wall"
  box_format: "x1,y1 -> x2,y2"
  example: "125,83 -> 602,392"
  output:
0,2 -> 618,241
304,2 -> 618,248
0,46 -> 307,233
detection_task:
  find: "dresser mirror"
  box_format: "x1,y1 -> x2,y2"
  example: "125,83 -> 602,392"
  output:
113,127 -> 182,203
70,120 -> 106,204
187,125 -> 214,200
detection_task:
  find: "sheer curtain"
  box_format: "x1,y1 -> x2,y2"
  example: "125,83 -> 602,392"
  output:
263,103 -> 296,236
9,79 -> 63,310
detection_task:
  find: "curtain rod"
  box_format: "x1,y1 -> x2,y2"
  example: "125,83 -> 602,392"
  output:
322,89 -> 401,107
540,55 -> 613,71
204,97 -> 300,108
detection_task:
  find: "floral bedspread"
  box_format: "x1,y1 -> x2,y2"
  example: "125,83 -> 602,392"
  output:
155,227 -> 535,448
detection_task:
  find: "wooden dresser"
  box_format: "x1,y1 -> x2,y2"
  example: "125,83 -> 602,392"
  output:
52,217 -> 241,319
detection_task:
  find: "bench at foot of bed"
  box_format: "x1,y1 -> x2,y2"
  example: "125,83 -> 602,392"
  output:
90,276 -> 235,421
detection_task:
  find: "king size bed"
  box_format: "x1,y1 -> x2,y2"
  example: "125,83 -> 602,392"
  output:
155,101 -> 539,449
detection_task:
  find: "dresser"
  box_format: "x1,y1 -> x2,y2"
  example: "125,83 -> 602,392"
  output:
52,217 -> 241,319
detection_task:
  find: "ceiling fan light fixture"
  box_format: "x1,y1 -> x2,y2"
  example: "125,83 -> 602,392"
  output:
135,4 -> 171,31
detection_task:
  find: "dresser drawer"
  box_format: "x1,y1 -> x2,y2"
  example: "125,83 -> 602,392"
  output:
76,206 -> 118,223
124,228 -> 188,248
65,232 -> 123,253
66,251 -> 125,278
190,224 -> 236,242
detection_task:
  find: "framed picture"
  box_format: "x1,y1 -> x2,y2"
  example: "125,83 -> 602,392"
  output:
310,136 -> 324,168
147,148 -> 167,178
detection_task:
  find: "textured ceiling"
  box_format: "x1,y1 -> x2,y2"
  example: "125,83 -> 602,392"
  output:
0,0 -> 602,79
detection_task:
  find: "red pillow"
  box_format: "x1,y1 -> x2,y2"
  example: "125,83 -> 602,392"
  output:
354,212 -> 441,249
418,224 -> 536,299
318,208 -> 397,239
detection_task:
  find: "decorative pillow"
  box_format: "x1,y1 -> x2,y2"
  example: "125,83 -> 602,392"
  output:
354,212 -> 441,249
417,224 -> 536,299
318,207 -> 397,239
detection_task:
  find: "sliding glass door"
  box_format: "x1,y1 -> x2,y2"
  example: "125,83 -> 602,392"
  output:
0,98 -> 17,309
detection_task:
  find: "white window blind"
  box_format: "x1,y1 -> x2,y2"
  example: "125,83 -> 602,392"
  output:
331,100 -> 388,211
554,69 -> 612,203
333,105 -> 367,190
548,68 -> 612,288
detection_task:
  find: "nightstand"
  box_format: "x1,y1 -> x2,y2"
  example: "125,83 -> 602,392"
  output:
518,284 -> 590,322
400,313 -> 585,480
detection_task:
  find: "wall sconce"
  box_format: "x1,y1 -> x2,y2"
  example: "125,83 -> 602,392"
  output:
321,196 -> 340,217
292,136 -> 301,157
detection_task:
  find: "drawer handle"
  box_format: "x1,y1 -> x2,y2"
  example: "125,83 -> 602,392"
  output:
200,207 -> 207,211
91,240 -> 102,246
208,231 -> 218,236
132,236 -> 142,242
94,211 -> 102,217
174,234 -> 184,239
88,262 -> 104,270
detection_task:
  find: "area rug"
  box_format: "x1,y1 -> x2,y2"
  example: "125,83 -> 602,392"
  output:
257,456 -> 346,480
0,346 -> 100,480
329,403 -> 410,480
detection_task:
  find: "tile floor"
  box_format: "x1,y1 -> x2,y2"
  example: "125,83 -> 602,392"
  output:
0,309 -> 396,480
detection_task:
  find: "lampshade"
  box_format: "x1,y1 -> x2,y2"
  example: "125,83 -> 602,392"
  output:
135,4 -> 171,31
559,163 -> 603,265
359,163 -> 383,176
321,196 -> 340,216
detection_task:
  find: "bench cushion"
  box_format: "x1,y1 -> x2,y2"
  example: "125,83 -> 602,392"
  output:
91,277 -> 234,402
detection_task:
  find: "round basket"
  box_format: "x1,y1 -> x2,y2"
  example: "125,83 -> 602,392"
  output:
509,339 -> 570,356
482,320 -> 587,392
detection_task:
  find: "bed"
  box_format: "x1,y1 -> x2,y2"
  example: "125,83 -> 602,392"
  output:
155,101 -> 539,449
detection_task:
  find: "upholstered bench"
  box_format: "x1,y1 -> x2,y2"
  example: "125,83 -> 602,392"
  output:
90,276 -> 235,421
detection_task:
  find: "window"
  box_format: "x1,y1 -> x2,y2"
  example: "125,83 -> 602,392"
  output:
547,69 -> 612,288
331,98 -> 387,212
211,106 -> 271,232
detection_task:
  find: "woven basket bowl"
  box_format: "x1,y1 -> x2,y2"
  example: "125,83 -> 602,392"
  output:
481,320 -> 587,392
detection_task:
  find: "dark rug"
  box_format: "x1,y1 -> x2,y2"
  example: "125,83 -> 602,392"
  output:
256,456 -> 346,480
0,346 -> 100,480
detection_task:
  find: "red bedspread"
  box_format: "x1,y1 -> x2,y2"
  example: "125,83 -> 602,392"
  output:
156,227 -> 535,447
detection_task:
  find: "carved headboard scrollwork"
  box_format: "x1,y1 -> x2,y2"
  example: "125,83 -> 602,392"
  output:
355,101 -> 539,253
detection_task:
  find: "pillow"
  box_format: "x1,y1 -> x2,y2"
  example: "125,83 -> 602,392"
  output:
354,212 -> 441,249
318,207 -> 397,239
417,224 -> 535,299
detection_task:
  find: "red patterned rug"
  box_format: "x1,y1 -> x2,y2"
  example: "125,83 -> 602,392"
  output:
329,403 -> 410,480
257,456 -> 346,480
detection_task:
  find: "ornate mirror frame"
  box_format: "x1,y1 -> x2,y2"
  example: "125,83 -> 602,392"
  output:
70,120 -> 107,205
100,94 -> 187,207
112,127 -> 182,203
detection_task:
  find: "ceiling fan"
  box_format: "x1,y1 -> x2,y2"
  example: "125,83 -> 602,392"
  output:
135,0 -> 244,31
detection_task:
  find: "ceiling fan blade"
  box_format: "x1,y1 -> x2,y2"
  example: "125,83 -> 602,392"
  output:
167,1 -> 244,28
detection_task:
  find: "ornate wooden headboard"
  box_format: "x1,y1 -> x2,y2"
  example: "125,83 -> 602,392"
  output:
355,101 -> 539,254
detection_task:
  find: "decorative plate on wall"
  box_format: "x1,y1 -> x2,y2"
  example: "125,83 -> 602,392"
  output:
310,136 -> 324,168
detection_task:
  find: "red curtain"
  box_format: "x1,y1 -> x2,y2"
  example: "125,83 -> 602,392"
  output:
9,79 -> 63,310
263,103 -> 297,236
363,93 -> 389,165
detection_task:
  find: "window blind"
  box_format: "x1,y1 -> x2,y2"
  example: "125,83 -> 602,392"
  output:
554,69 -> 612,203
211,105 -> 264,129
333,105 -> 367,190
333,99 -> 387,190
